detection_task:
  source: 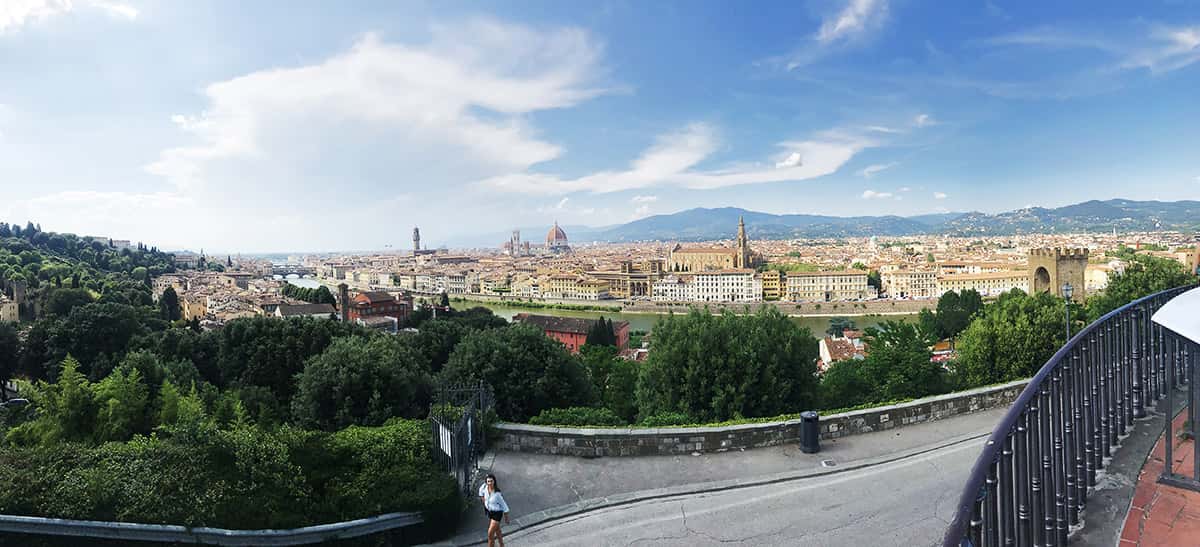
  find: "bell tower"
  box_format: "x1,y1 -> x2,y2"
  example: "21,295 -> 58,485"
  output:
736,216 -> 749,268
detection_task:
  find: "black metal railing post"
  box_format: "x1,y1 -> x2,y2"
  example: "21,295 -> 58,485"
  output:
1132,306 -> 1145,418
1052,365 -> 1068,545
1120,311 -> 1132,433
1062,346 -> 1079,527
1081,338 -> 1096,489
1000,434 -> 1015,547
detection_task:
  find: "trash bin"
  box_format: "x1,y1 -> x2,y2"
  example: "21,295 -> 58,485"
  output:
800,411 -> 820,454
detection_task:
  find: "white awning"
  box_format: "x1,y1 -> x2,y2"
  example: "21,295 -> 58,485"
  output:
1152,286 -> 1200,344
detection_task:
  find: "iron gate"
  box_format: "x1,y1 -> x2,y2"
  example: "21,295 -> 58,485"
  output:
430,381 -> 495,495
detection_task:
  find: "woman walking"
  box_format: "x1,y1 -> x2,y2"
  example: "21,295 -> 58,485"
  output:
480,474 -> 510,547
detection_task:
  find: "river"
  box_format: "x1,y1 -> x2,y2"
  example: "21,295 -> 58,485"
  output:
275,275 -> 321,289
464,301 -> 916,334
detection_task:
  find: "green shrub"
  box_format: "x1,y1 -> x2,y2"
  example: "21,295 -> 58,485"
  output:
637,411 -> 693,427
0,420 -> 462,540
529,407 -> 625,427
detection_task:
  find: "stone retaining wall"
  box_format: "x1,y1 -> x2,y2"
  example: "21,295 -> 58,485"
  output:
495,379 -> 1028,457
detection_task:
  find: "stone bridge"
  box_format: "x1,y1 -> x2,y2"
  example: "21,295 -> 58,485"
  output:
272,265 -> 316,276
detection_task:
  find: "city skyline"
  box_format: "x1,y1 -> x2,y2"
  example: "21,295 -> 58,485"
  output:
2,1 -> 1199,252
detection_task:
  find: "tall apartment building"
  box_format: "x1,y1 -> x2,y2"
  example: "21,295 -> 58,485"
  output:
785,271 -> 871,302
760,269 -> 784,300
692,269 -> 760,302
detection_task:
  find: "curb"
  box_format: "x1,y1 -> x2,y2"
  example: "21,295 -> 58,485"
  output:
422,429 -> 990,546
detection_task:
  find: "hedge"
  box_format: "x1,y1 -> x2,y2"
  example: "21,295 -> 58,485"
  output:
529,407 -> 625,427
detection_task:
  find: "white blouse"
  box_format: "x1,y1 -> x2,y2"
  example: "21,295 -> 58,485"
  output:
483,490 -> 510,513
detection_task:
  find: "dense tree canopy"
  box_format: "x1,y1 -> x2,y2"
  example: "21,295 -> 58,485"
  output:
954,289 -> 1071,387
291,336 -> 433,430
42,287 -> 95,318
440,323 -> 594,422
408,319 -> 468,374
636,307 -> 819,422
579,344 -> 638,423
820,321 -> 947,409
931,289 -> 984,342
279,283 -> 336,305
215,316 -> 369,408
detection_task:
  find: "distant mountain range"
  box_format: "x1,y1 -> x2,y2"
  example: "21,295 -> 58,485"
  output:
563,199 -> 1200,242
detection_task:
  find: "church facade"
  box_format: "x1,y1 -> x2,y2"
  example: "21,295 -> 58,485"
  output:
668,216 -> 756,272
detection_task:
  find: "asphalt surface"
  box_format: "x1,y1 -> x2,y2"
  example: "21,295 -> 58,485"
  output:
440,408 -> 1009,546
497,435 -> 985,546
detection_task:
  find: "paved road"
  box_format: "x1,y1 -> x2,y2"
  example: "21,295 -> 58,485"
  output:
446,408 -> 1007,545
482,436 -> 983,547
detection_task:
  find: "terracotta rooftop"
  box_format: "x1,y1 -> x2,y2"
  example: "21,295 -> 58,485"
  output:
277,303 -> 337,317
513,313 -> 629,335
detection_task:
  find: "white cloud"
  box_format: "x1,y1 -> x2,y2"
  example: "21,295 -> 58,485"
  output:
934,191 -> 948,199
865,125 -> 902,134
984,23 -> 1200,75
481,124 -> 877,194
815,0 -> 889,46
861,190 -> 893,199
775,152 -> 802,168
1122,25 -> 1200,73
857,162 -> 898,178
914,113 -> 935,127
630,195 -> 658,203
780,0 -> 890,70
147,21 -> 612,191
899,186 -> 911,192
0,0 -> 136,33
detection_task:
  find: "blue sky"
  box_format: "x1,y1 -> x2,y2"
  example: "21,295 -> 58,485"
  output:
1,0 -> 1198,252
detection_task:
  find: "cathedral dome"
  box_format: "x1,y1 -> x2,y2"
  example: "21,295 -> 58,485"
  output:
546,222 -> 569,252
547,223 -> 568,244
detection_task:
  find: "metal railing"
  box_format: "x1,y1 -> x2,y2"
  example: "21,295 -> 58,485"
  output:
0,511 -> 423,545
431,381 -> 495,496
943,285 -> 1196,547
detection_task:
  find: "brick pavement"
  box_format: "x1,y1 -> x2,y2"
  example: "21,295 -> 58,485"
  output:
1120,411 -> 1200,546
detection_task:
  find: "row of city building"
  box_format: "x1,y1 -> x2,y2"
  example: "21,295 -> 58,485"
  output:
291,219 -> 1200,305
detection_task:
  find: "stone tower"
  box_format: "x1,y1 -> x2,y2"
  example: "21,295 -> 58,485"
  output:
338,283 -> 350,322
412,227 -> 421,255
735,216 -> 750,268
1027,248 -> 1088,303
510,230 -> 521,257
